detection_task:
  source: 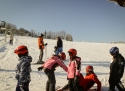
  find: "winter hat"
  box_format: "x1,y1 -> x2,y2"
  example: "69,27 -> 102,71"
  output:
41,33 -> 44,37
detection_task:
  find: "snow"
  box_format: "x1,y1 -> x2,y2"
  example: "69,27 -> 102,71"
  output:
0,35 -> 125,91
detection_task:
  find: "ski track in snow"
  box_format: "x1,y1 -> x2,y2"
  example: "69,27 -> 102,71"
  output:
0,36 -> 125,91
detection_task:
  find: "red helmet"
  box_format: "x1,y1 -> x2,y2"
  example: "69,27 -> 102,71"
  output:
68,48 -> 77,56
59,52 -> 66,60
86,65 -> 93,73
14,45 -> 28,55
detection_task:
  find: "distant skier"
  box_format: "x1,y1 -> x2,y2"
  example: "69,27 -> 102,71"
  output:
10,34 -> 14,45
37,33 -> 47,64
108,47 -> 125,91
14,45 -> 32,91
55,36 -> 63,55
37,52 -> 68,91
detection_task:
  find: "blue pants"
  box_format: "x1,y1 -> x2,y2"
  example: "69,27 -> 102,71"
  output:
55,47 -> 63,55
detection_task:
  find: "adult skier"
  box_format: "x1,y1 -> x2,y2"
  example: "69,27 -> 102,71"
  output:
108,47 -> 125,91
55,36 -> 63,55
37,33 -> 47,64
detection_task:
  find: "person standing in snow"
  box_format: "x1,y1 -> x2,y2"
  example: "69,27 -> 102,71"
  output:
67,48 -> 82,91
14,45 -> 32,91
10,34 -> 14,45
108,47 -> 125,91
37,52 -> 68,91
37,33 -> 47,64
55,36 -> 63,55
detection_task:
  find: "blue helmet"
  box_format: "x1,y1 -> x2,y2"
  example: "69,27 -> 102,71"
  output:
109,47 -> 119,55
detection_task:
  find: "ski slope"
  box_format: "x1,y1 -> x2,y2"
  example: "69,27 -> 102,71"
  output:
0,36 -> 125,91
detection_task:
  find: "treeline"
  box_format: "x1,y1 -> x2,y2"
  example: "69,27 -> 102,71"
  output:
0,22 -> 73,41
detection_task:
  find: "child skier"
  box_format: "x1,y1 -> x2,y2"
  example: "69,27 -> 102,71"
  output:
57,73 -> 85,91
67,48 -> 82,91
84,65 -> 101,91
57,65 -> 101,91
14,45 -> 32,91
108,47 -> 125,91
38,52 -> 68,91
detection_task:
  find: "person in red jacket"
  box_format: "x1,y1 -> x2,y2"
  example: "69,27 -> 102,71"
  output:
37,52 -> 68,91
84,65 -> 101,91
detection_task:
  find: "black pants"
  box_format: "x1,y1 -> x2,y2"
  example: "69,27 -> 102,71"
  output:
68,79 -> 83,91
109,80 -> 125,91
16,81 -> 29,91
62,83 -> 83,91
10,40 -> 13,44
44,68 -> 56,91
39,48 -> 43,61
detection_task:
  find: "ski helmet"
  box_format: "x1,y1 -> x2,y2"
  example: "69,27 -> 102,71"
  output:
59,52 -> 66,60
109,47 -> 119,55
68,48 -> 77,56
14,45 -> 28,55
86,65 -> 94,73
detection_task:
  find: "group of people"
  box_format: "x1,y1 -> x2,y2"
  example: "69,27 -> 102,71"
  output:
36,34 -> 63,64
14,33 -> 125,91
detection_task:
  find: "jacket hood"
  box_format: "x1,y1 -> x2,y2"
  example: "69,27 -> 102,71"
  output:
19,55 -> 32,63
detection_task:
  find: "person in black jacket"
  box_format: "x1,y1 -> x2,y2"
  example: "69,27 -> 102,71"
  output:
108,47 -> 125,91
55,36 -> 63,55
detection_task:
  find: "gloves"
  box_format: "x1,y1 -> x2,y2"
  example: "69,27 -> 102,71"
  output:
38,67 -> 43,71
44,43 -> 48,46
74,76 -> 79,83
19,82 -> 25,87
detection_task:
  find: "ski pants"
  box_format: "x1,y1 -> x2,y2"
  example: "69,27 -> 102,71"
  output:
68,79 -> 83,91
55,47 -> 62,55
44,68 -> 56,91
62,83 -> 84,91
39,48 -> 44,61
109,80 -> 125,91
16,81 -> 29,91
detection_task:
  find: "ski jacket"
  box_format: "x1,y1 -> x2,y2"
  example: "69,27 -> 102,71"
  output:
67,56 -> 81,79
10,35 -> 14,40
38,36 -> 44,49
15,56 -> 32,84
42,55 -> 67,72
57,38 -> 63,49
109,54 -> 125,83
78,73 -> 87,90
84,73 -> 101,91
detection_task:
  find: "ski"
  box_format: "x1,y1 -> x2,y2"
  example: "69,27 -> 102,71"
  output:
31,62 -> 44,65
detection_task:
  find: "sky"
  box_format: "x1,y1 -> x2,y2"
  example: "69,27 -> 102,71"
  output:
0,0 -> 125,43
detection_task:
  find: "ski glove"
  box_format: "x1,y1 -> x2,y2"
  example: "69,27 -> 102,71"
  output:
19,82 -> 25,87
38,67 -> 43,71
74,76 -> 79,83
44,43 -> 48,46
